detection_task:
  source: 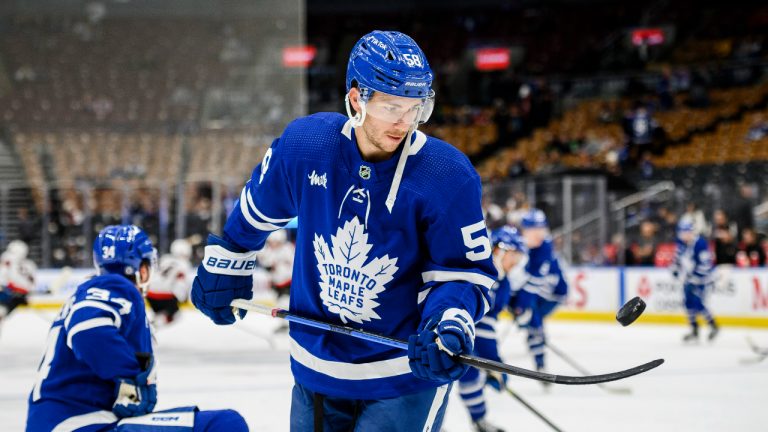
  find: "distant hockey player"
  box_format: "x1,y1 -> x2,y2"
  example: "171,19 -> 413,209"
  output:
459,226 -> 527,432
516,209 -> 568,377
146,239 -> 193,325
255,229 -> 295,310
671,220 -> 719,342
27,225 -> 248,431
192,30 -> 496,431
0,240 -> 36,323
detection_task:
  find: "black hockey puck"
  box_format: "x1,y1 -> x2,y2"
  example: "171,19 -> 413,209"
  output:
616,297 -> 646,327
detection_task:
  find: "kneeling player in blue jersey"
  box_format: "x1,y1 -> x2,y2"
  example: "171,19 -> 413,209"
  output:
515,209 -> 568,379
459,226 -> 527,432
192,30 -> 496,431
26,225 -> 248,432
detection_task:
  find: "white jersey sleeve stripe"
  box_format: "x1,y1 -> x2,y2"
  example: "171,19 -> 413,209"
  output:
66,317 -> 118,349
52,410 -> 118,432
421,270 -> 495,289
64,300 -> 121,331
289,337 -> 411,380
475,328 -> 497,340
417,288 -> 431,304
238,187 -> 282,232
245,184 -> 293,223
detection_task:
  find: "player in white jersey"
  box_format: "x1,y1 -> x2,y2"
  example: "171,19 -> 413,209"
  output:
0,240 -> 36,323
146,239 -> 193,325
256,230 -> 295,309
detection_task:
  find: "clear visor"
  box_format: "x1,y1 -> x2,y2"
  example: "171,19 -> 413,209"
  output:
361,90 -> 435,125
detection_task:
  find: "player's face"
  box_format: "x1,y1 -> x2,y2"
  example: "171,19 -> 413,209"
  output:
679,231 -> 694,244
349,89 -> 422,159
523,227 -> 547,248
494,247 -> 524,273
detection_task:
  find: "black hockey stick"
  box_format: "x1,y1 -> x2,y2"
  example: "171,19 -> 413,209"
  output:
503,385 -> 564,432
545,342 -> 632,394
740,336 -> 768,365
230,299 -> 663,385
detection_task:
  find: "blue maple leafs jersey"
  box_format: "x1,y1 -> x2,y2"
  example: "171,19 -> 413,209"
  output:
27,274 -> 151,431
671,235 -> 713,286
521,238 -> 568,302
224,112 -> 495,399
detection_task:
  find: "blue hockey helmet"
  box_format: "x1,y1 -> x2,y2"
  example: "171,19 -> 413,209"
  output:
676,220 -> 694,233
491,226 -> 527,253
520,209 -> 549,229
345,30 -> 435,125
93,225 -> 156,289
346,30 -> 433,99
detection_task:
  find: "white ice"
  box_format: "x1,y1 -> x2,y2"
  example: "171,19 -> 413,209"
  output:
2,308 -> 767,431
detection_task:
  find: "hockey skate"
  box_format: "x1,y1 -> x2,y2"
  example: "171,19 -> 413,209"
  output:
472,418 -> 505,432
708,323 -> 720,341
683,327 -> 699,343
537,365 -> 552,391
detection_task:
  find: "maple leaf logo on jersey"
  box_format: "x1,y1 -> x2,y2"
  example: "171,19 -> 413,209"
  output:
313,217 -> 398,324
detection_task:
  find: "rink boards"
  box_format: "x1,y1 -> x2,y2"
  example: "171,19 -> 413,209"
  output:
23,266 -> 768,327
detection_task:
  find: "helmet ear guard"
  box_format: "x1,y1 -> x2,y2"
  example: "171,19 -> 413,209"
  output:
345,92 -> 367,128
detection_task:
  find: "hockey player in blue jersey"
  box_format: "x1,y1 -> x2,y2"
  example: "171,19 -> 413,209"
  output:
459,226 -> 527,432
671,220 -> 719,342
26,225 -> 248,432
192,30 -> 496,431
515,209 -> 568,377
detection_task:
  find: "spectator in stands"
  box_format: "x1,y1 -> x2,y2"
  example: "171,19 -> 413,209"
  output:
654,206 -> 678,240
739,228 -> 766,267
482,197 -> 505,230
686,68 -> 711,108
507,150 -> 529,178
712,209 -> 738,264
16,207 -> 39,247
656,66 -> 674,111
745,116 -> 768,142
623,103 -> 661,163
598,101 -> 620,124
538,149 -> 565,174
633,220 -> 658,266
734,183 -> 756,236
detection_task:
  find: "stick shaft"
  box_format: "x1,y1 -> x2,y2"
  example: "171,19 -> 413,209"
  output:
230,299 -> 662,385
505,386 -> 564,432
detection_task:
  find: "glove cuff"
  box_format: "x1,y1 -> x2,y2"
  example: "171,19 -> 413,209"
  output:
439,308 -> 475,341
203,235 -> 259,276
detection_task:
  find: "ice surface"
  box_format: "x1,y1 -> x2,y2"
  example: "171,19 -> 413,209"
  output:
2,309 -> 767,431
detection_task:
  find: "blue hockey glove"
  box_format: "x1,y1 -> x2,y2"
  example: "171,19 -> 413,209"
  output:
192,234 -> 257,325
113,353 -> 157,418
486,370 -> 508,392
408,308 -> 475,383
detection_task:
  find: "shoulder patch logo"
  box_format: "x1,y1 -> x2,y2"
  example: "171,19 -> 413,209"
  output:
313,217 -> 398,324
307,170 -> 328,189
